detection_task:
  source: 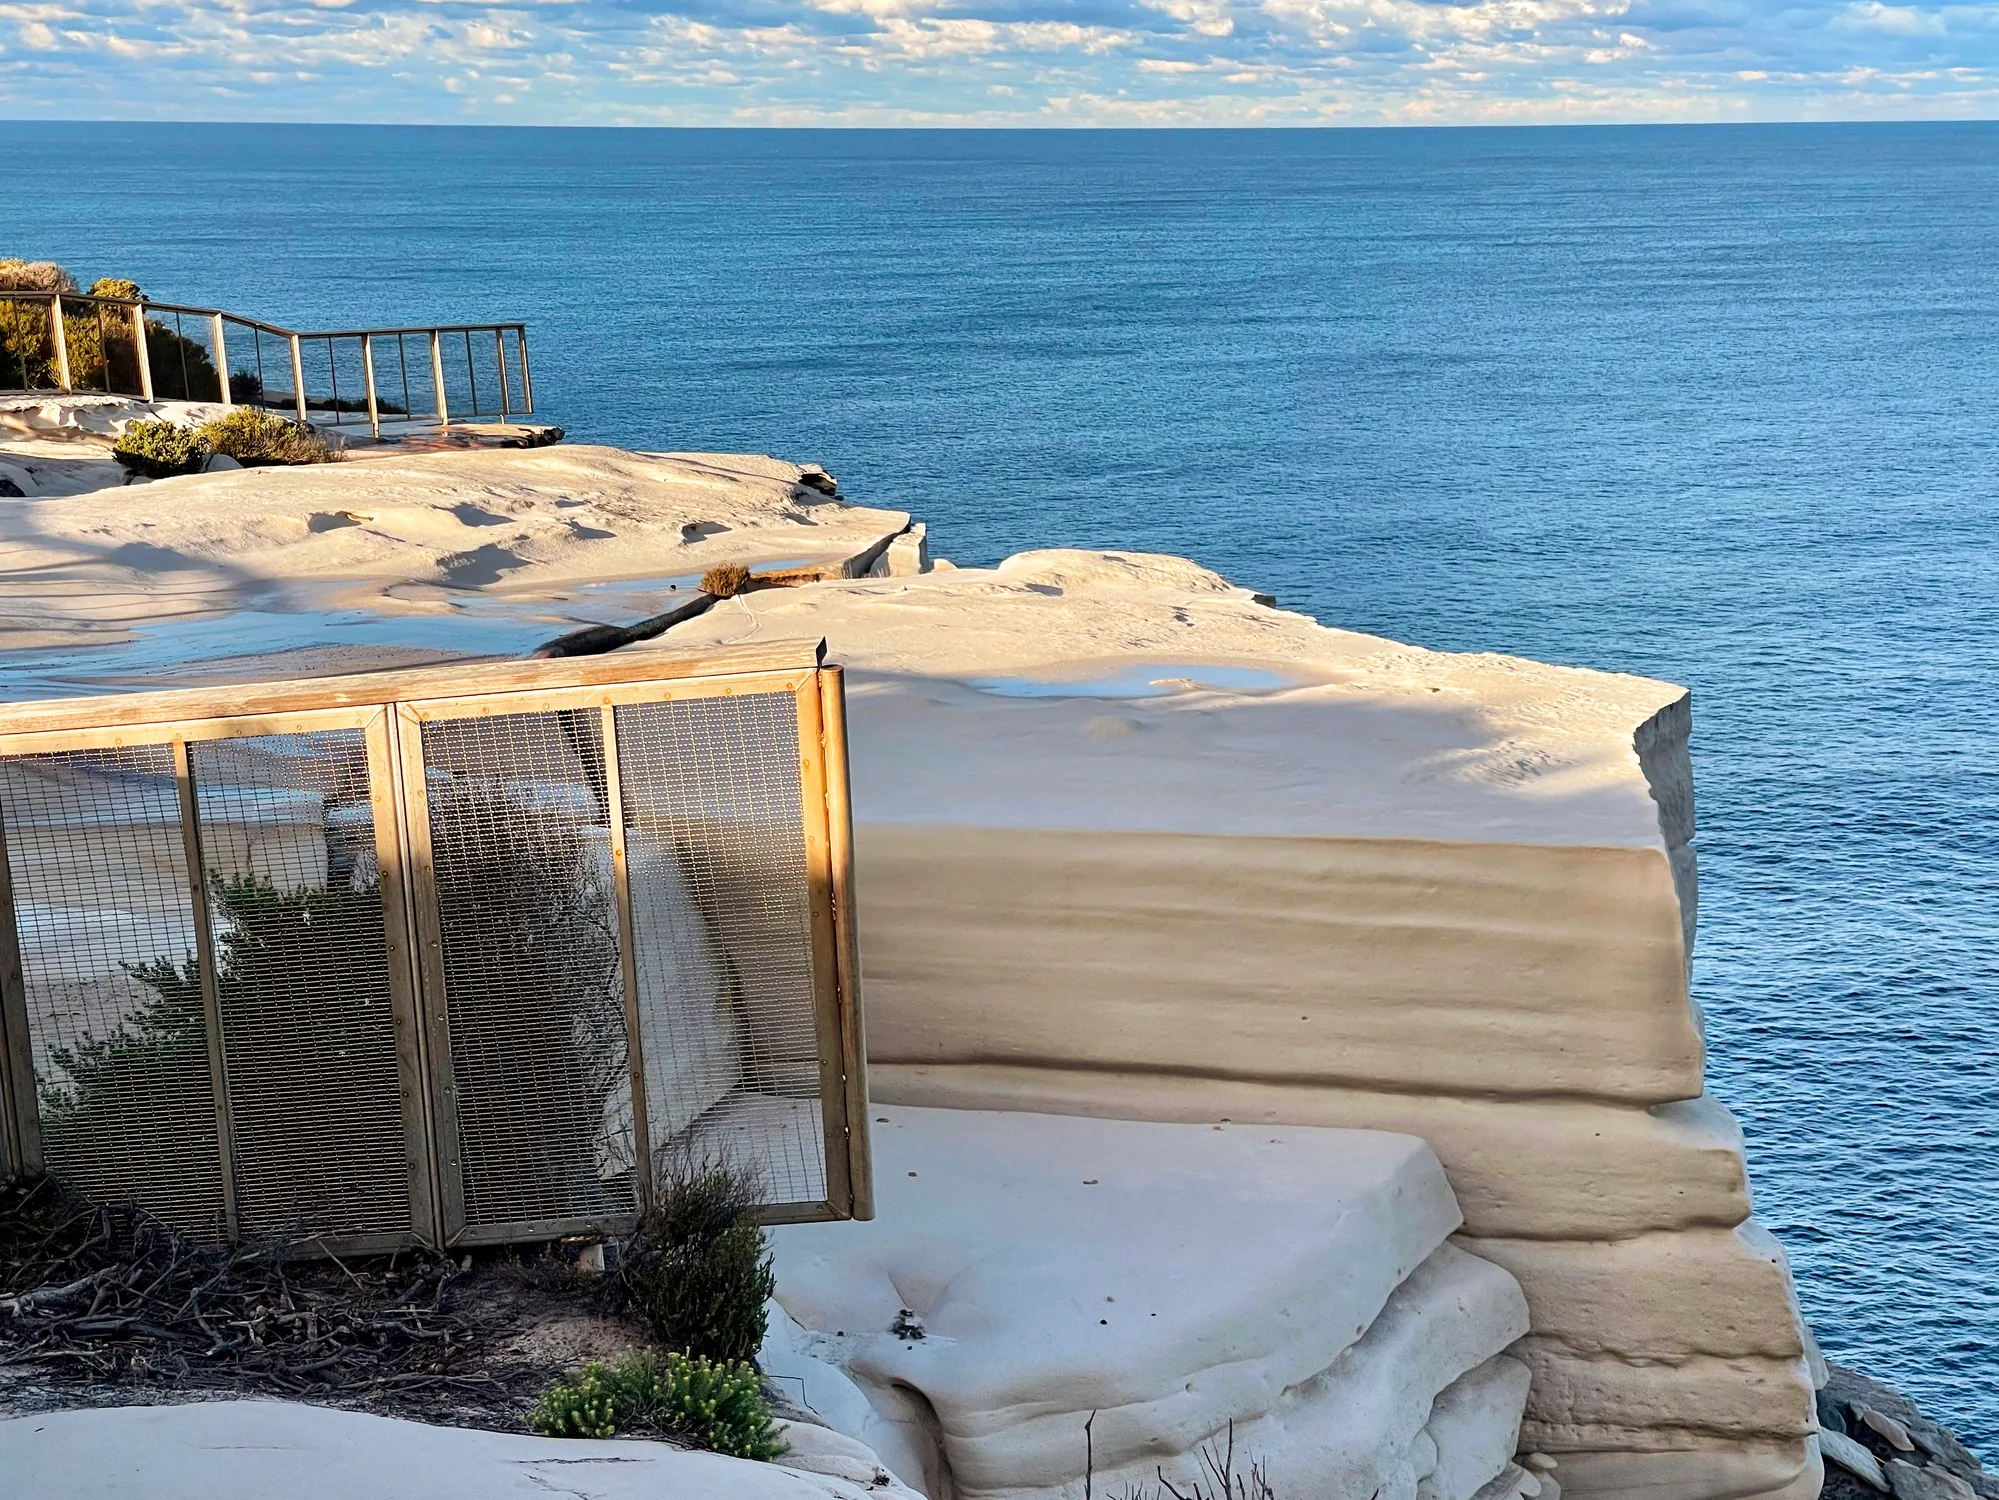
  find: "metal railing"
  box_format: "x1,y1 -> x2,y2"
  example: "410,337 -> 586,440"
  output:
0,290 -> 533,438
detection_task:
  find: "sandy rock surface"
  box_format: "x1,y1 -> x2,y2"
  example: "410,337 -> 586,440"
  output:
642,549 -> 1815,1500
0,1399 -> 920,1500
651,548 -> 1684,848
762,1106 -> 1530,1500
0,444 -> 908,652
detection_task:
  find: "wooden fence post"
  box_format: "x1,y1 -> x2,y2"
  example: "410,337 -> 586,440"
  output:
48,296 -> 70,391
212,314 -> 232,407
131,302 -> 154,402
289,335 -> 308,424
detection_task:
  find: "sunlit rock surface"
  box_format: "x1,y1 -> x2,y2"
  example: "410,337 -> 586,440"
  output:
651,547 -> 1819,1500
0,1399 -> 924,1500
762,1106 -> 1531,1500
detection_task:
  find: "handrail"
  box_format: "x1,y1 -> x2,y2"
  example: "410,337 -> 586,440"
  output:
0,289 -> 534,437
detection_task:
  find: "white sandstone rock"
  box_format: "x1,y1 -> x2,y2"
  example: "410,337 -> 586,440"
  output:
869,1065 -> 1753,1241
1459,1225 -> 1809,1361
763,1106 -> 1530,1500
644,550 -> 1819,1500
0,444 -> 910,653
0,1399 -> 912,1500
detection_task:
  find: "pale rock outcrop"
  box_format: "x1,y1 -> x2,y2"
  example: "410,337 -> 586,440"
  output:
0,1399 -> 924,1500
0,443 -> 908,650
649,549 -> 1821,1500
761,1106 -> 1533,1500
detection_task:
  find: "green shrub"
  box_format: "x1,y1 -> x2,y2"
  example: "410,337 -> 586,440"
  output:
528,1349 -> 785,1459
613,1154 -> 774,1364
112,418 -> 208,479
700,563 -> 753,599
0,258 -> 75,293
197,408 -> 339,466
1,260 -> 73,389
43,875 -> 395,1164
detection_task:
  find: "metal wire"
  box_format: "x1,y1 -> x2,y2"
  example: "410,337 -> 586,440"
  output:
0,681 -> 842,1243
614,693 -> 827,1207
419,710 -> 635,1230
189,732 -> 413,1240
0,748 -> 224,1232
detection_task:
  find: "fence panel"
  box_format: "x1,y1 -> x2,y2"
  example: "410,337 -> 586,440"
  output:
613,691 -> 830,1207
0,745 -> 227,1231
187,727 -> 424,1245
142,308 -> 226,403
0,299 -> 57,392
0,646 -> 870,1249
409,704 -> 638,1241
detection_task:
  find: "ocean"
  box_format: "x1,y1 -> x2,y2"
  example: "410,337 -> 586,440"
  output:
4,120 -> 1997,1449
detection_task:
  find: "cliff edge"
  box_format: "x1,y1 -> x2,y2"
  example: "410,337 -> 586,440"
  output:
644,546 -> 1822,1500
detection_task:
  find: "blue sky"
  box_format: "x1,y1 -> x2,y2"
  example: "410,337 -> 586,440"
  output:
1,0 -> 1995,123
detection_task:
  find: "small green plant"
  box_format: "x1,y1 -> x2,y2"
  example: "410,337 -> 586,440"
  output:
613,1154 -> 774,1364
112,418 -> 208,478
197,407 -> 339,467
527,1349 -> 786,1459
700,563 -> 754,599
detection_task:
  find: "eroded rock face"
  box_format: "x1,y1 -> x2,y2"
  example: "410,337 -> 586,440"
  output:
650,548 -> 1822,1500
763,1107 -> 1532,1500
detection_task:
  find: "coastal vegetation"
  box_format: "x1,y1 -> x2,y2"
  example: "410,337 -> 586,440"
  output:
112,410 -> 338,478
527,1348 -> 784,1456
612,1153 -> 775,1365
1,259 -> 220,400
700,562 -> 754,598
521,1156 -> 782,1454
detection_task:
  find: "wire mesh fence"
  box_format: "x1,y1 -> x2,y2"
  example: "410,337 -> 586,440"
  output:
0,646 -> 869,1252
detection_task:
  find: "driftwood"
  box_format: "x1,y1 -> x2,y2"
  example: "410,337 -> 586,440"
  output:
0,1176 -> 503,1405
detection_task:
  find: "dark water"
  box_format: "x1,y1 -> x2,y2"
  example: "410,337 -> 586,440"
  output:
4,120 -> 1997,1449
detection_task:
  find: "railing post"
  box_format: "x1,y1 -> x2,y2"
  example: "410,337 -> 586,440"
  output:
516,326 -> 533,415
212,313 -> 232,407
361,336 -> 381,439
48,295 -> 71,391
493,327 -> 510,420
428,330 -> 449,424
131,301 -> 154,402
288,334 -> 308,424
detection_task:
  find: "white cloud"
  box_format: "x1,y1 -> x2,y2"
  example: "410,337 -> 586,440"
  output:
0,0 -> 1993,121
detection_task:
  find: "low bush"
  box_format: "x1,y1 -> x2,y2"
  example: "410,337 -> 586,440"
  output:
527,1349 -> 785,1459
112,418 -> 208,479
700,563 -> 754,599
0,258 -> 76,294
613,1154 -> 773,1365
197,408 -> 339,466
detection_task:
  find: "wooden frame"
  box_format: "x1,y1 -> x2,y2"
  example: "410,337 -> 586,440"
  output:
0,638 -> 869,1250
0,704 -> 438,1252
0,798 -> 40,1181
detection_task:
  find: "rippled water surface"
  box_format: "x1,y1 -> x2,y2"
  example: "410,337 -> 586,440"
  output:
4,120 -> 1996,1447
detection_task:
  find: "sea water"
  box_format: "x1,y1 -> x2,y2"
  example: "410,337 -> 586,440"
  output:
3,120 -> 1996,1448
